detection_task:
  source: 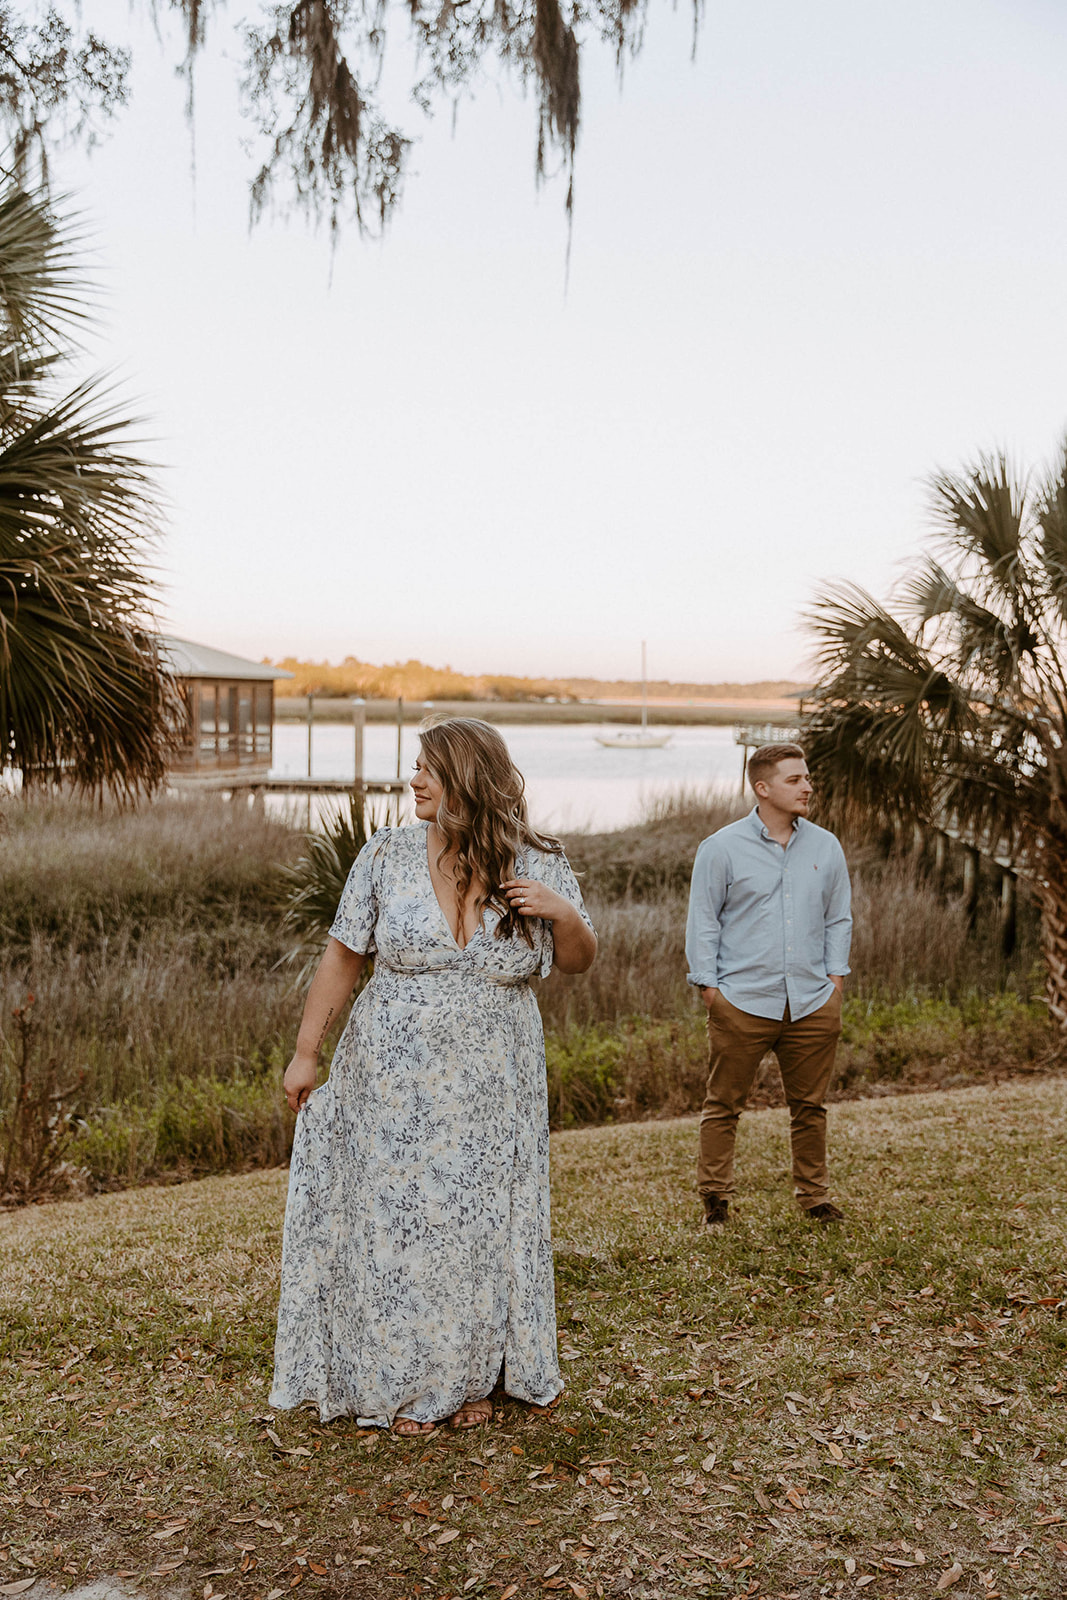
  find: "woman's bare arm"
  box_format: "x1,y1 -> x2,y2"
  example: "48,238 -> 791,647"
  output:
282,937 -> 367,1111
547,900 -> 598,973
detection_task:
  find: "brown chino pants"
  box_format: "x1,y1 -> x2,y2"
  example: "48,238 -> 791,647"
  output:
697,989 -> 842,1210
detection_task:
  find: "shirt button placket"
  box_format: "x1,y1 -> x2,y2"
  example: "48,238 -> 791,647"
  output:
784,865 -> 792,963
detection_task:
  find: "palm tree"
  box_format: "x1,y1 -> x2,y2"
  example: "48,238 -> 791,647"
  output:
279,793 -> 384,983
805,445 -> 1067,1026
0,183 -> 180,797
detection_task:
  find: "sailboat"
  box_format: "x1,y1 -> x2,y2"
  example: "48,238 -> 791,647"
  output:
594,642 -> 673,749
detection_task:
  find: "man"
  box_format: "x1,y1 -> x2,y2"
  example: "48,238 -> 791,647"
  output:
685,743 -> 852,1226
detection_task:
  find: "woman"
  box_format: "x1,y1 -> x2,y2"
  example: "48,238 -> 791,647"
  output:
270,717 -> 597,1434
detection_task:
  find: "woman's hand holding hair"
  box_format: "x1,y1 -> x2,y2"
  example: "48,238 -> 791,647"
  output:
501,877 -> 569,923
501,878 -> 597,974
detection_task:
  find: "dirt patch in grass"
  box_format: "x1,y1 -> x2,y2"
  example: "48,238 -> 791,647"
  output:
2,1081 -> 1066,1598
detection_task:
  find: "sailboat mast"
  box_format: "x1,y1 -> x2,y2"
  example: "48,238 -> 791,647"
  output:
641,640 -> 648,731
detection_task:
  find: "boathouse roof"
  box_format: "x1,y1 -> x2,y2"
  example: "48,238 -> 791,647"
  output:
157,636 -> 294,683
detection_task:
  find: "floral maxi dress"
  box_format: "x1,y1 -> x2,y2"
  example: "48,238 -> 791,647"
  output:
270,822 -> 593,1426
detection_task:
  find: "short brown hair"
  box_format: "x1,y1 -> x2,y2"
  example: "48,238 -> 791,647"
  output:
747,742 -> 806,792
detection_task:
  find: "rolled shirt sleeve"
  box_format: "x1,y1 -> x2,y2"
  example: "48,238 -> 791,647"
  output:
823,839 -> 853,977
685,836 -> 729,989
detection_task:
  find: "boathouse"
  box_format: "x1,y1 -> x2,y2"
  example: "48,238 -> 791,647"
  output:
159,636 -> 293,778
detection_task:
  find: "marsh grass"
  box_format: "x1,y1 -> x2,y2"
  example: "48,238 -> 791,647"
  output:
1,1079 -> 1065,1597
0,793 -> 1055,1195
0,792 -> 299,947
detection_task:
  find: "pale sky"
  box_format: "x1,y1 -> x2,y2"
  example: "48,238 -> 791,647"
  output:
56,0 -> 1067,681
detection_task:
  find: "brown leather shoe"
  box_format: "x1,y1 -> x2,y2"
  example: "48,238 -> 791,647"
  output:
806,1202 -> 844,1223
702,1195 -> 729,1227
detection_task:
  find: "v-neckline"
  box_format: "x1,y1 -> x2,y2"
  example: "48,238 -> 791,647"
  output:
423,823 -> 483,952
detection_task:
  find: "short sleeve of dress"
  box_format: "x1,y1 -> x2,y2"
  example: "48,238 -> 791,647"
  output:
536,848 -> 595,978
328,828 -> 391,954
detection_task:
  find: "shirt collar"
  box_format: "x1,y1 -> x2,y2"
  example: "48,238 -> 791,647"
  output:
748,804 -> 803,842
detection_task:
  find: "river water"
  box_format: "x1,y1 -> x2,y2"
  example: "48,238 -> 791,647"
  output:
271,721 -> 747,832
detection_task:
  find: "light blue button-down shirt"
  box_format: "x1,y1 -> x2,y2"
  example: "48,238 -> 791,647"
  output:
685,807 -> 852,1021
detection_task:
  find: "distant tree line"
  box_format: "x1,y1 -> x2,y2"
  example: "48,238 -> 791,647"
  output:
272,656 -> 580,703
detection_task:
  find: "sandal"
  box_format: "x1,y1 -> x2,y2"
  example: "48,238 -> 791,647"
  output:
392,1415 -> 435,1436
449,1397 -> 493,1430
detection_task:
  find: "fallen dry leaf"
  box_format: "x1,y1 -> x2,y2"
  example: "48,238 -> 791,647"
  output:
500,1587 -> 519,1600
436,1529 -> 460,1545
936,1563 -> 964,1591
308,1561 -> 327,1575
0,1584 -> 37,1597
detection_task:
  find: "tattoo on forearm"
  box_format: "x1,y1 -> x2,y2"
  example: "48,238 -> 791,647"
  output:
316,1006 -> 335,1051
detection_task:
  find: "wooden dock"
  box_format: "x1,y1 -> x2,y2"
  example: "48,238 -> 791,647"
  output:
170,775 -> 409,800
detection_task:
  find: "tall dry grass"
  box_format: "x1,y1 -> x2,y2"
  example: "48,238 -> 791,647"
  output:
0,788 -> 1052,1196
0,791 -> 300,948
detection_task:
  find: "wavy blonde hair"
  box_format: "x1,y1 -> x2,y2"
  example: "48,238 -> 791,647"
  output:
417,716 -> 561,944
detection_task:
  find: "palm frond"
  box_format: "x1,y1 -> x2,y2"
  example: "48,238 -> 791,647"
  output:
805,583 -> 978,830
897,556 -> 1008,637
0,186 -> 88,359
0,184 -> 172,798
1036,436 -> 1067,628
0,375 -> 156,557
805,581 -> 922,676
928,452 -> 1029,599
898,556 -> 1041,692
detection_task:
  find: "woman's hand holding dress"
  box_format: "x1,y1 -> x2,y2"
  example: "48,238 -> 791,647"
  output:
283,1052 -> 318,1113
283,937 -> 367,1112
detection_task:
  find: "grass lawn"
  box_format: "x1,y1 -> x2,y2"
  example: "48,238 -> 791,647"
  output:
1,1079 -> 1066,1600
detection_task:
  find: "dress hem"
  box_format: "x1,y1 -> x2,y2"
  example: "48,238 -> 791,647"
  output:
268,1379 -> 564,1428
